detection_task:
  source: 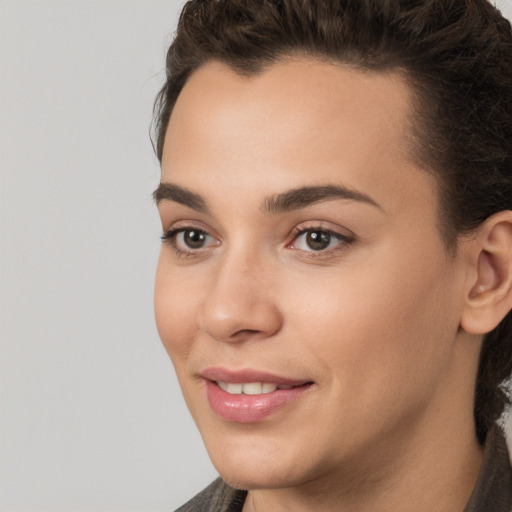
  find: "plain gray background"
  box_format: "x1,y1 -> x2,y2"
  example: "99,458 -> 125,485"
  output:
0,1 -> 216,511
1,1 -> 512,511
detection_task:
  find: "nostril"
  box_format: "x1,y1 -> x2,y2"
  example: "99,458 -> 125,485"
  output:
199,289 -> 283,343
228,328 -> 265,341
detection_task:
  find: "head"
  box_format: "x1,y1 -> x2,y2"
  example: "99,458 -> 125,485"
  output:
153,0 -> 512,488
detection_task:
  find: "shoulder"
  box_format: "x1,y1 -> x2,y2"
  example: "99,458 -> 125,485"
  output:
174,478 -> 247,512
464,424 -> 512,511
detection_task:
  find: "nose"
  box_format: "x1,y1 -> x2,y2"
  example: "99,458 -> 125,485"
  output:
198,250 -> 283,343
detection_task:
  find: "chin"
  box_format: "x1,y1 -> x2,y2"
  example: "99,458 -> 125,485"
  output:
204,434 -> 318,491
216,460 -> 305,491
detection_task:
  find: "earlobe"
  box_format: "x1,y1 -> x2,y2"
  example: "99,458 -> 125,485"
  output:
461,211 -> 512,335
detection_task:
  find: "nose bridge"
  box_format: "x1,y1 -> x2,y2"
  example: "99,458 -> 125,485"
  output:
199,242 -> 281,342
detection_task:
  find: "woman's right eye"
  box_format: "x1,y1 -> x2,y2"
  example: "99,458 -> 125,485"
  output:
161,228 -> 219,254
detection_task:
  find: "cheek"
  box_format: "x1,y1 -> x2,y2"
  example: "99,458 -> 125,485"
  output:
283,247 -> 460,395
154,254 -> 200,365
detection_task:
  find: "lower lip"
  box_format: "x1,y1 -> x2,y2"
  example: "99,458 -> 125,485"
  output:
205,381 -> 312,423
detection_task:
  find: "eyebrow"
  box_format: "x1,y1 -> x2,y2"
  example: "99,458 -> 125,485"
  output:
153,182 -> 208,213
153,182 -> 381,213
263,185 -> 382,213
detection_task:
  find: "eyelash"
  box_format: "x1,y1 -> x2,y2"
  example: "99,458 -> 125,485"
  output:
288,225 -> 354,257
161,227 -> 216,258
160,225 -> 354,259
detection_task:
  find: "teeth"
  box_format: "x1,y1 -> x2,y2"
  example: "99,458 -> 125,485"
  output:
262,383 -> 278,393
217,382 -> 282,395
225,383 -> 243,394
217,381 -> 229,392
243,382 -> 263,395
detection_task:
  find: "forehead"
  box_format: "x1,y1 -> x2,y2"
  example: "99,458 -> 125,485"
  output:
165,58 -> 415,157
162,58 -> 438,224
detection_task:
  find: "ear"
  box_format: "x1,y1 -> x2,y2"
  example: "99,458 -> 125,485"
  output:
461,210 -> 512,335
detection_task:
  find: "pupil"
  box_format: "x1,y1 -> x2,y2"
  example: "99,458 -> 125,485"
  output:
185,230 -> 205,249
306,231 -> 330,251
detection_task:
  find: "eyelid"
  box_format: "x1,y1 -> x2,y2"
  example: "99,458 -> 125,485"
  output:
290,222 -> 355,240
287,223 -> 355,255
160,220 -> 354,259
161,218 -> 218,240
160,222 -> 220,257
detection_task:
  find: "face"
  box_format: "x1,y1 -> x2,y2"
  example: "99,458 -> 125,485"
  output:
155,59 -> 472,491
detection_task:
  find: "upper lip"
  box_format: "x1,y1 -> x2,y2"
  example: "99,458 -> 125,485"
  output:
201,367 -> 311,386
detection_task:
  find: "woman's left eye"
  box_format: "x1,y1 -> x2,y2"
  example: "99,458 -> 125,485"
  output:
289,228 -> 352,253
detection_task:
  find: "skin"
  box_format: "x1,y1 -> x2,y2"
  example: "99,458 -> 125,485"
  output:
155,58 -> 486,511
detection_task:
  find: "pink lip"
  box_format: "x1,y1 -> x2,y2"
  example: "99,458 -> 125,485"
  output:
201,367 -> 309,386
201,367 -> 313,423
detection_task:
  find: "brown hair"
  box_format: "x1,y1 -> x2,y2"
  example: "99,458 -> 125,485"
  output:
153,0 -> 512,445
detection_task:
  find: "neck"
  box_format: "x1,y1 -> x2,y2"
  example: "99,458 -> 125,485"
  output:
242,337 -> 485,512
243,422 -> 483,512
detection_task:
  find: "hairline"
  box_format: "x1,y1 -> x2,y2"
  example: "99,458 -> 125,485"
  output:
158,53 -> 461,254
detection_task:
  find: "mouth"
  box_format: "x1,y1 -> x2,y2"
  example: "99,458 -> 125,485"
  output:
216,381 -> 301,395
201,368 -> 314,423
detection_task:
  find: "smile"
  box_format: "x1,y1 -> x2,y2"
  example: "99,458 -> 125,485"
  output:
217,382 -> 296,394
202,369 -> 314,423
